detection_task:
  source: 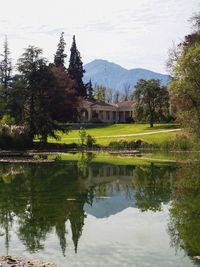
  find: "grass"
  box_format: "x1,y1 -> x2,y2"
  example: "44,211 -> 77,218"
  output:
51,152 -> 177,165
48,123 -> 180,146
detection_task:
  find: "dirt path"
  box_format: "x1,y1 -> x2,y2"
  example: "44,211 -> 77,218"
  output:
62,128 -> 181,140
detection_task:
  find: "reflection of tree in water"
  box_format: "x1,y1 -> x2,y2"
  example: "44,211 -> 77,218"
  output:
134,163 -> 174,211
168,163 -> 200,265
0,162 -> 90,256
1,159 -> 193,260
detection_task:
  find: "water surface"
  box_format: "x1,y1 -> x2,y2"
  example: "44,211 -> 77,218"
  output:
0,154 -> 199,266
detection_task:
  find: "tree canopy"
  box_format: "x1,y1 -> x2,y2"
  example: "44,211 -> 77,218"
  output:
68,35 -> 86,97
54,32 -> 67,68
168,12 -> 200,136
133,79 -> 169,127
16,46 -> 78,143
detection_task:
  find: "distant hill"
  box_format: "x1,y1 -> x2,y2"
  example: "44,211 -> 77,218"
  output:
83,59 -> 171,91
84,191 -> 136,218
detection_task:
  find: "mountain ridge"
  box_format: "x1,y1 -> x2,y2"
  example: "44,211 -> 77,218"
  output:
83,59 -> 170,91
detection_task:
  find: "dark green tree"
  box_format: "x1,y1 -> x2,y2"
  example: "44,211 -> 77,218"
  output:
68,35 -> 86,97
85,79 -> 94,100
17,46 -> 79,143
6,74 -> 26,123
54,32 -> 67,68
168,163 -> 200,262
168,13 -> 200,136
0,36 -> 12,89
133,79 -> 169,127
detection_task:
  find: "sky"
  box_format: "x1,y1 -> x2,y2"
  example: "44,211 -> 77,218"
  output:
0,0 -> 199,74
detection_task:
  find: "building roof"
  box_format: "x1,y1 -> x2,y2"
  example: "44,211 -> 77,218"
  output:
80,99 -> 134,110
116,100 -> 135,108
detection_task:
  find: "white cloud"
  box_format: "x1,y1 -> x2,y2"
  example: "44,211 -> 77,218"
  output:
0,0 -> 199,73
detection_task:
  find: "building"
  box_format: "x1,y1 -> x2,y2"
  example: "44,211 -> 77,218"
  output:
79,100 -> 134,123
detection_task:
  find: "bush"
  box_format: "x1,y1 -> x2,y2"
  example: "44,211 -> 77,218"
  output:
108,139 -> 148,150
0,115 -> 15,126
126,117 -> 135,123
0,125 -> 12,148
0,125 -> 32,149
11,126 -> 32,149
86,134 -> 96,149
89,117 -> 103,123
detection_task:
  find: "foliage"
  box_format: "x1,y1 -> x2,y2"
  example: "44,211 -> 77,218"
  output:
78,127 -> 87,147
134,163 -> 172,212
93,85 -> 106,102
133,79 -> 170,127
17,46 -> 78,143
168,12 -> 200,137
168,163 -> 200,260
86,134 -> 96,148
54,32 -> 67,68
68,35 -> 86,97
0,114 -> 15,126
85,79 -> 94,100
169,44 -> 200,136
0,125 -> 32,149
0,36 -> 12,89
108,139 -> 147,150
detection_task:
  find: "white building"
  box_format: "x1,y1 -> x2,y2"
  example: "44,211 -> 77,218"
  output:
79,100 -> 134,123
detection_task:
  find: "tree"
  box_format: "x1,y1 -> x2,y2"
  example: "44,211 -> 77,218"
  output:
7,74 -> 26,123
17,46 -> 79,143
113,90 -> 120,103
133,79 -> 169,127
68,35 -> 86,97
168,12 -> 200,136
122,83 -> 131,101
0,36 -> 12,89
54,32 -> 67,68
85,79 -> 94,100
105,87 -> 114,103
93,85 -> 106,102
169,45 -> 200,136
17,46 -> 46,139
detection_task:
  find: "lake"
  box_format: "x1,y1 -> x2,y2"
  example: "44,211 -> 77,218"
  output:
0,153 -> 199,266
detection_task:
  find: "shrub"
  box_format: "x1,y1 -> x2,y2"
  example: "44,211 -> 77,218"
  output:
0,125 -> 32,149
126,117 -> 135,123
0,125 -> 12,148
0,115 -> 15,126
108,139 -> 148,150
89,117 -> 103,123
86,134 -> 96,149
11,126 -> 32,149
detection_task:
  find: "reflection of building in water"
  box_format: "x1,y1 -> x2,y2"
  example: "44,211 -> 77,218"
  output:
80,164 -> 136,190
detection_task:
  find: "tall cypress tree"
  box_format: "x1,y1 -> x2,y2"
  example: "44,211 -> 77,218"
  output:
0,36 -> 12,89
68,35 -> 86,97
54,32 -> 67,68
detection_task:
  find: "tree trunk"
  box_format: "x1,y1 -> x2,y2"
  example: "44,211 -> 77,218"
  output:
41,134 -> 47,144
150,112 -> 154,128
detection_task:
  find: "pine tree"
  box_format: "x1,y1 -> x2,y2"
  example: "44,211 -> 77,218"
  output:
85,79 -> 94,100
54,32 -> 67,68
0,36 -> 12,89
68,35 -> 86,97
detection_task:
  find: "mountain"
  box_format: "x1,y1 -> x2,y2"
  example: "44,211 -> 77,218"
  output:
84,191 -> 136,218
83,59 -> 171,91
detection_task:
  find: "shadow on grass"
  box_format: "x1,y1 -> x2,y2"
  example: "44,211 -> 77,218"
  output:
144,124 -> 180,131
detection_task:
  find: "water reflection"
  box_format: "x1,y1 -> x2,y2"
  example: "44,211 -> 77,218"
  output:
0,157 -> 199,265
168,163 -> 200,264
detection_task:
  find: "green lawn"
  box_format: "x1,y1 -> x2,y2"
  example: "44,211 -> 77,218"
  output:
52,152 -> 176,165
48,123 -> 180,146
